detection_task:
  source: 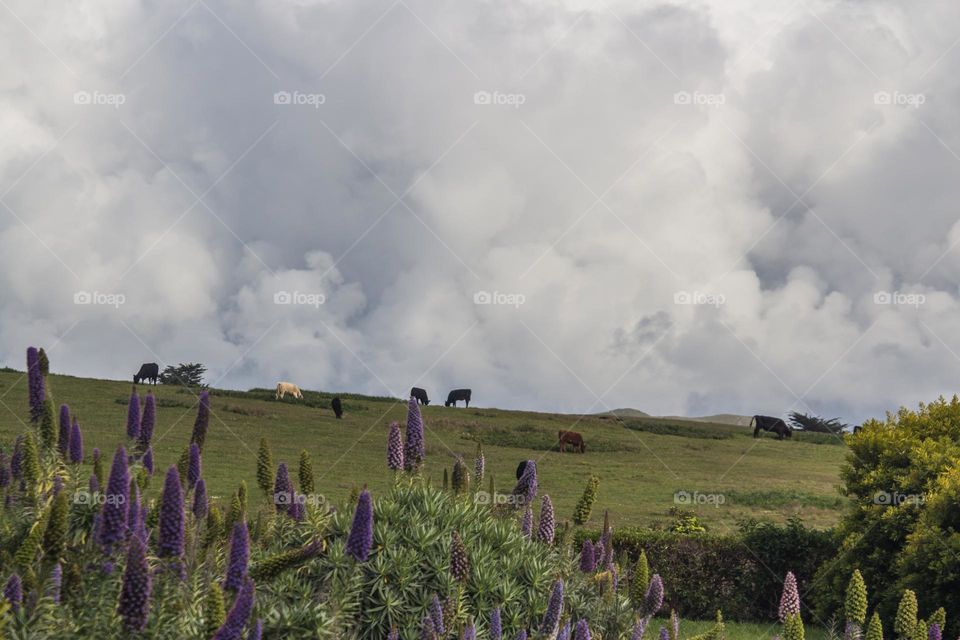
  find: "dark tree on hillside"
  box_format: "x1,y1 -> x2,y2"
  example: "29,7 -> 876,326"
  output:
160,363 -> 207,388
787,411 -> 848,434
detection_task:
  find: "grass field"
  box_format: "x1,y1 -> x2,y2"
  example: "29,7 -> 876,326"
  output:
0,369 -> 849,531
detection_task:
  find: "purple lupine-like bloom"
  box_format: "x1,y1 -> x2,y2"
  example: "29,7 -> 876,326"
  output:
158,466 -> 185,560
126,388 -> 141,440
4,573 -> 22,613
88,472 -> 100,494
671,610 -> 679,640
346,489 -> 374,561
462,621 -> 476,640
387,421 -> 404,471
273,463 -> 292,513
212,577 -> 256,640
537,495 -> 555,544
515,631 -> 528,640
98,446 -> 129,551
574,620 -> 592,640
559,623 -> 572,640
118,535 -> 152,632
128,484 -> 141,539
225,521 -> 250,592
580,540 -> 596,572
387,629 -> 399,640
658,627 -> 669,640
0,452 -> 9,488
190,390 -> 210,450
644,575 -> 664,617
142,446 -> 154,475
68,419 -> 83,464
608,563 -> 619,592
187,443 -> 201,489
193,478 -> 208,519
27,347 -> 44,423
58,404 -> 71,455
631,618 -> 648,640
430,594 -> 445,636
512,460 -> 538,507
490,607 -> 502,640
928,624 -> 941,640
520,506 -> 533,538
403,397 -> 425,471
541,579 -> 564,636
779,571 -> 800,622
11,436 -> 23,478
48,563 -> 62,604
249,620 -> 263,640
138,394 -> 156,451
421,615 -> 436,640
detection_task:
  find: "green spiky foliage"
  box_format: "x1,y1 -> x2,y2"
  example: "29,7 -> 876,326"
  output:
442,467 -> 449,491
250,540 -> 325,582
451,457 -> 470,495
92,449 -> 104,487
37,348 -> 49,377
688,611 -> 726,640
488,472 -> 495,499
630,549 -> 650,610
866,612 -> 884,640
42,490 -> 69,560
226,492 -> 245,533
894,590 -> 918,640
845,570 -> 868,626
784,613 -> 805,640
256,437 -> 274,496
39,398 -> 56,452
298,450 -> 315,496
177,446 -> 190,487
928,608 -> 946,634
913,621 -> 927,640
573,474 -> 599,525
203,582 -> 226,639
21,432 -> 40,496
15,517 -> 45,569
203,505 -> 224,549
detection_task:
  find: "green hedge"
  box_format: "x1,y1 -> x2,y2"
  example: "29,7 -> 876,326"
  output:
577,518 -> 838,621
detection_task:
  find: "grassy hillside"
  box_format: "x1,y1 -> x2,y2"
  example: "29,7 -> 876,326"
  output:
0,369 -> 849,530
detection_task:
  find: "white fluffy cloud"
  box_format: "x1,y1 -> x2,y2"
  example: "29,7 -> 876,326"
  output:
2,0 -> 960,423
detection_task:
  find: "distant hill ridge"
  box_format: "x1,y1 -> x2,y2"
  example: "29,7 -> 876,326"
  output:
599,408 -> 752,426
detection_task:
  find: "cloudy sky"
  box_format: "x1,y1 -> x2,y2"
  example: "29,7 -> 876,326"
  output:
2,0 -> 959,423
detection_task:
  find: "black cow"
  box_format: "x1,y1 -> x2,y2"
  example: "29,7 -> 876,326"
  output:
133,363 -> 159,385
751,415 -> 792,440
410,387 -> 430,406
516,460 -> 528,480
445,388 -> 471,407
331,397 -> 343,419
853,425 -> 863,434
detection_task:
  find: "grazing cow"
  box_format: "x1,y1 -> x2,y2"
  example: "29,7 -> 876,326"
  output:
331,397 -> 343,419
445,388 -> 472,407
133,363 -> 159,385
751,415 -> 792,440
853,425 -> 863,434
410,387 -> 430,406
275,382 -> 303,400
558,430 -> 586,453
516,460 -> 528,480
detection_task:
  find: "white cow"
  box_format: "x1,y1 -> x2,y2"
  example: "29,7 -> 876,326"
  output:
275,382 -> 304,400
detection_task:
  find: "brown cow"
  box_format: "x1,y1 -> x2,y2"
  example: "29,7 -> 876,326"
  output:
558,430 -> 586,453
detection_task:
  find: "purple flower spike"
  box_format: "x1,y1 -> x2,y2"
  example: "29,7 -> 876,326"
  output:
580,540 -> 596,573
193,478 -> 208,519
27,347 -> 44,423
225,521 -> 250,592
490,607 -> 502,640
346,489 -> 373,561
462,621 -> 476,640
403,397 -> 425,471
58,404 -> 71,455
387,629 -> 399,640
138,394 -> 156,450
421,615 -> 436,640
9,436 -> 22,479
98,446 -> 129,552
190,391 -> 210,451
430,593 -> 445,635
273,463 -> 292,513
158,466 -> 185,561
4,573 -> 23,613
928,624 -> 941,640
387,421 -> 404,471
659,627 -> 669,640
537,495 -> 555,544
779,571 -> 800,622
118,535 -> 152,632
212,577 -> 255,640
574,620 -> 592,640
142,447 -> 154,475
512,460 -> 538,507
520,506 -> 533,538
291,494 -> 305,521
128,484 -> 141,538
559,622 -> 572,640
49,563 -> 62,604
644,575 -> 664,617
126,388 -> 141,440
0,452 -> 9,488
187,443 -> 201,489
88,472 -> 100,494
249,620 -> 263,640
541,579 -> 564,636
515,631 -> 528,640
68,419 -> 83,464
631,618 -> 648,640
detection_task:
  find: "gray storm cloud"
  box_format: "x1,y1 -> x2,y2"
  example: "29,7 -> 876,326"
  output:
2,0 -> 959,423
